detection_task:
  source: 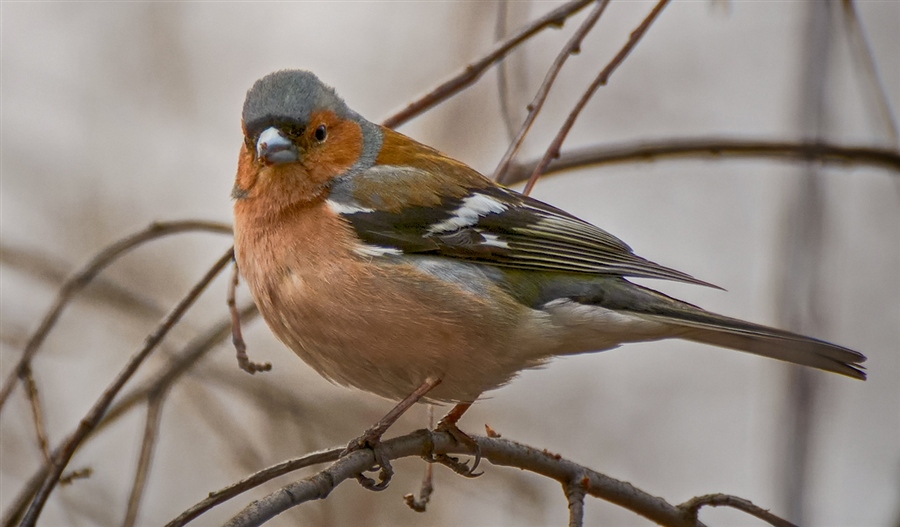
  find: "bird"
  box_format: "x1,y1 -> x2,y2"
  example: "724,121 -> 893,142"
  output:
232,69 -> 865,469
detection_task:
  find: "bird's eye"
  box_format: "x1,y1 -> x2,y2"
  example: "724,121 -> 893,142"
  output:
314,124 -> 327,142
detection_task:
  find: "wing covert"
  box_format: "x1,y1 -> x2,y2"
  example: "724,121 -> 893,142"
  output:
327,164 -> 719,289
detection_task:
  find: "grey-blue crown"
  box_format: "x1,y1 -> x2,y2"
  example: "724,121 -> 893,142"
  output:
242,70 -> 353,136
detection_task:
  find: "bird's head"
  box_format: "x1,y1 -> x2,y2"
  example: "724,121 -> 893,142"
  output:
233,70 -> 382,211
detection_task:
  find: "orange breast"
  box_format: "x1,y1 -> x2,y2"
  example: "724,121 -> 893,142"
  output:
233,199 -> 549,402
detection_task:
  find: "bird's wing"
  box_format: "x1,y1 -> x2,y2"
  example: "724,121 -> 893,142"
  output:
327,162 -> 719,288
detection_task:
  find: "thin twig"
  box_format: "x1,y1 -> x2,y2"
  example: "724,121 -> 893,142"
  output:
777,3 -> 832,521
122,388 -> 169,527
841,0 -> 899,144
681,493 -> 797,527
228,262 -> 271,374
493,0 -> 611,182
164,447 -> 344,527
19,247 -> 235,527
494,0 -> 517,143
0,221 -> 231,498
565,478 -> 588,527
0,242 -> 165,321
218,431 -> 704,527
381,0 -> 594,129
23,372 -> 52,464
0,304 -> 260,527
1,471 -> 43,526
3,464 -> 94,527
57,468 -> 92,485
499,138 -> 900,186
0,220 -> 232,413
404,404 -> 436,512
522,0 -> 671,196
403,462 -> 434,513
104,303 -> 259,432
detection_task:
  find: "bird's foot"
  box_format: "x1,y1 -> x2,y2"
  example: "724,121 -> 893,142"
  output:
342,378 -> 443,491
341,429 -> 393,491
434,404 -> 482,478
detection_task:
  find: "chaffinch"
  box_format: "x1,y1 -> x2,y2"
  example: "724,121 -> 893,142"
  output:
232,69 -> 865,413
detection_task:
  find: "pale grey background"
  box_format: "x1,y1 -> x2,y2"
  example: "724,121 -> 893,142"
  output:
1,2 -> 898,526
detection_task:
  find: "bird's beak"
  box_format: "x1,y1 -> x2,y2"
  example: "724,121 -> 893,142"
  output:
256,127 -> 299,165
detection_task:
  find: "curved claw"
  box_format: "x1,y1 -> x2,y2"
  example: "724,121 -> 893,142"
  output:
339,379 -> 444,492
434,453 -> 483,478
467,442 -> 483,474
434,421 -> 483,477
354,454 -> 393,491
342,434 -> 394,491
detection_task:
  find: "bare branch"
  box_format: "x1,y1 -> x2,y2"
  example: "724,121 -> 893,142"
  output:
680,494 -> 797,527
19,247 -> 235,527
776,3 -> 833,520
164,447 -> 343,527
841,0 -> 899,144
105,304 -> 259,434
228,263 -> 271,374
57,468 -> 92,486
498,138 -> 900,186
494,0 -> 517,143
0,220 -> 233,413
0,243 -> 165,321
1,304 -> 261,527
492,0 -> 611,181
23,372 -> 51,464
215,431 -> 703,527
523,0 -> 671,195
122,388 -> 168,527
403,405 -> 435,512
381,0 -> 594,129
1,470 -> 42,526
565,478 -> 587,527
402,462 -> 434,513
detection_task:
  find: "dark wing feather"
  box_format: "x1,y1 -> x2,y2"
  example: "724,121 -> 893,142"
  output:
331,167 -> 719,288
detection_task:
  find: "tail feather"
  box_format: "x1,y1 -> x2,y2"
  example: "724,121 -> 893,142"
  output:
528,274 -> 867,379
637,309 -> 867,380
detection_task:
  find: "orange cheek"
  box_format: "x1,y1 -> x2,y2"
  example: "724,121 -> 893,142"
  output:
234,143 -> 258,195
304,119 -> 363,184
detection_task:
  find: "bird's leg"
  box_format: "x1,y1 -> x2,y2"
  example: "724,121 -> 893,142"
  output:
343,377 -> 441,490
347,377 -> 442,450
434,402 -> 482,477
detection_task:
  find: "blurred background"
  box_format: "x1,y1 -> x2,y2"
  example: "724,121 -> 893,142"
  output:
1,1 -> 898,526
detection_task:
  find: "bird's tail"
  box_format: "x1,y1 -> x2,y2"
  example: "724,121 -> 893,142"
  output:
634,289 -> 867,380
